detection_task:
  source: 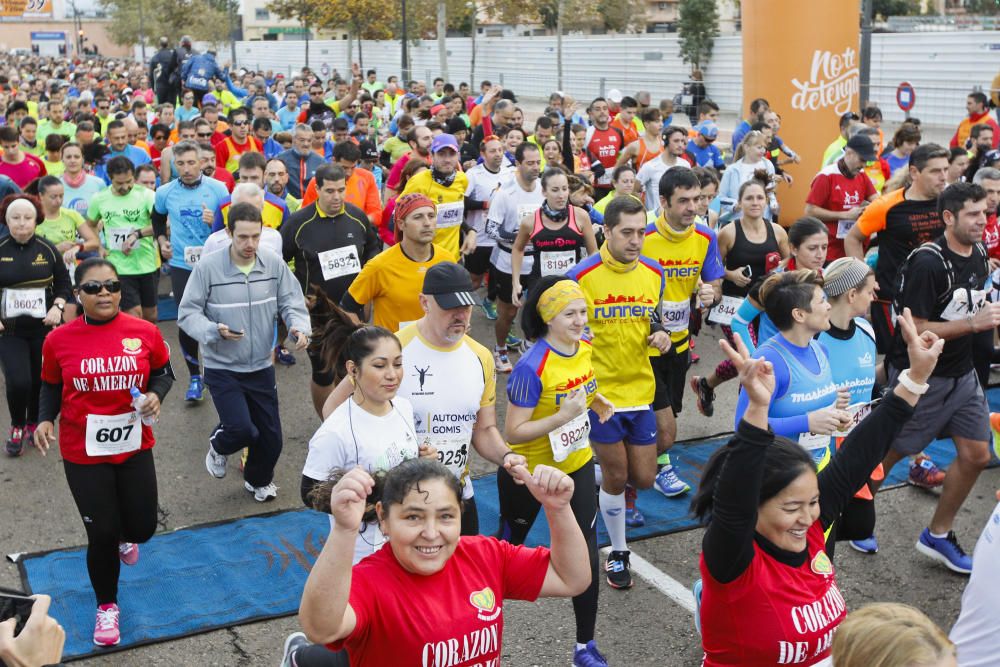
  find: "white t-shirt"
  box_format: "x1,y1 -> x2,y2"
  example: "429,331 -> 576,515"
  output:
950,501 -> 1000,666
303,396 -> 420,564
396,324 -> 495,499
465,162 -> 512,247
202,227 -> 284,257
486,175 -> 543,275
636,156 -> 689,215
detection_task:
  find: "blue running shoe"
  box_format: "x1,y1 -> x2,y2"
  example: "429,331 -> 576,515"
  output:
692,579 -> 703,635
849,535 -> 879,554
481,297 -> 498,321
654,464 -> 691,497
275,346 -> 297,366
572,640 -> 608,667
916,528 -> 972,574
505,333 -> 524,352
625,486 -> 644,527
185,375 -> 204,402
625,506 -> 645,528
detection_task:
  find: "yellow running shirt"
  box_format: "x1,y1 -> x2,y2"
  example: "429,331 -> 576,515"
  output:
346,244 -> 456,333
507,336 -> 596,473
641,217 -> 725,353
400,169 -> 469,257
566,249 -> 664,410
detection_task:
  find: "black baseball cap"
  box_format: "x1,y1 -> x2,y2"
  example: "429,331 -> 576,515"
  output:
422,262 -> 477,309
845,134 -> 876,162
358,139 -> 378,160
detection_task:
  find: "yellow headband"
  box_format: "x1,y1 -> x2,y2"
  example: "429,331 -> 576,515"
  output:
537,280 -> 586,323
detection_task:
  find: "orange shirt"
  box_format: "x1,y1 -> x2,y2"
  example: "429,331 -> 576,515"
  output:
611,116 -> 639,146
302,168 -> 382,228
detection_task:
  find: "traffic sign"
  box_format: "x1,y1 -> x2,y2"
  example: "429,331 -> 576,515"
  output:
896,82 -> 916,112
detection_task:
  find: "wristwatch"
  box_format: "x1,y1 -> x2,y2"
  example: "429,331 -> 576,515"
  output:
54,302 -> 65,312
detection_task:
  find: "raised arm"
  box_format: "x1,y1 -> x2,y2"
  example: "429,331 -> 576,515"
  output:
702,336 -> 776,583
299,468 -> 370,644
818,308 -> 941,526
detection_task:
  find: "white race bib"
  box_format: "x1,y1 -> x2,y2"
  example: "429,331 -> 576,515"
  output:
539,250 -> 577,276
661,299 -> 691,333
940,288 -> 987,322
427,435 -> 470,475
183,245 -> 203,265
318,245 -> 361,281
798,431 -> 831,466
548,412 -> 591,463
517,204 -> 540,220
836,219 -> 856,240
680,94 -> 693,106
707,295 -> 742,326
85,411 -> 142,457
436,201 -> 464,229
1,288 -> 46,319
104,227 -> 132,251
831,401 -> 875,438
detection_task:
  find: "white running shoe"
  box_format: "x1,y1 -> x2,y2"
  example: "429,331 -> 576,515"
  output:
205,444 -> 227,479
244,481 -> 278,502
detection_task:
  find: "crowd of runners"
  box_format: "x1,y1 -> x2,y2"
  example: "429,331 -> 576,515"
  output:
0,41 -> 1000,667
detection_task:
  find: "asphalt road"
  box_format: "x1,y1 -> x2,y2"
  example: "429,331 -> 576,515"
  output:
2,302 -> 997,666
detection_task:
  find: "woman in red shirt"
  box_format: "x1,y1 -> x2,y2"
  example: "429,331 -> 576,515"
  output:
297,458 -> 590,667
33,257 -> 174,648
691,309 -> 941,666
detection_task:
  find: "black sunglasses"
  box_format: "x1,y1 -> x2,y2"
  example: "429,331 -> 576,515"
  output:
232,120 -> 249,127
197,132 -> 213,137
79,279 -> 122,295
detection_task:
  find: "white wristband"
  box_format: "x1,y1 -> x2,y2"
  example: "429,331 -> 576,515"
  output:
897,369 -> 929,395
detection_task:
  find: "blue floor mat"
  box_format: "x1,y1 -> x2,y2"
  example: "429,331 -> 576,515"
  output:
157,295 -> 177,321
19,509 -> 330,661
19,388 -> 1000,659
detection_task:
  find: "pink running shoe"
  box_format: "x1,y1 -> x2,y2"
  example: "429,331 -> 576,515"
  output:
118,542 -> 139,566
93,603 -> 120,646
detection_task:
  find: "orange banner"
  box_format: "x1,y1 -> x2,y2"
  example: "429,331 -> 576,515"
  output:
742,0 -> 860,224
1,0 -> 52,16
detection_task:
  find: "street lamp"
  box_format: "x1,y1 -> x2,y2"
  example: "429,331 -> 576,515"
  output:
401,0 -> 410,82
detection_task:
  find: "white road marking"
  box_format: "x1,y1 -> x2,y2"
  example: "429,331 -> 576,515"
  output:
602,546 -> 696,614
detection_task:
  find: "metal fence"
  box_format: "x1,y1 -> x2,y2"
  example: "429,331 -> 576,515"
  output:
179,30 -> 1000,128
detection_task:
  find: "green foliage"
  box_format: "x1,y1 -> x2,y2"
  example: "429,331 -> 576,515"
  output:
872,0 -> 919,18
677,0 -> 719,69
101,0 -> 231,45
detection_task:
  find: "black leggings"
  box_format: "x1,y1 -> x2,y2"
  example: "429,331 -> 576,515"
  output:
0,330 -> 45,427
170,269 -> 201,377
825,496 -> 876,559
63,449 -> 159,605
496,459 -> 599,644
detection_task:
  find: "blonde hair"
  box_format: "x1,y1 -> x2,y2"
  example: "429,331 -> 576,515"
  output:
735,130 -> 766,161
832,603 -> 955,667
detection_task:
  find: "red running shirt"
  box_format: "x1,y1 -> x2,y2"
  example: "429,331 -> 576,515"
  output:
328,535 -> 550,667
41,313 -> 170,465
699,522 -> 846,666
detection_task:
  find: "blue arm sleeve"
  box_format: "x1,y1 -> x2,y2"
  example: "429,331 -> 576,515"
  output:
225,72 -> 248,98
211,204 -> 225,233
587,205 -> 604,226
731,298 -> 761,353
733,346 -> 810,437
507,362 -> 542,407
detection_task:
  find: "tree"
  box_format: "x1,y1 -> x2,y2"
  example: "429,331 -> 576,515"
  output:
871,0 -> 919,18
677,0 -> 719,70
101,0 -> 230,46
313,0 -> 396,71
963,0 -> 1000,15
593,0 -> 646,32
267,0 -> 324,68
